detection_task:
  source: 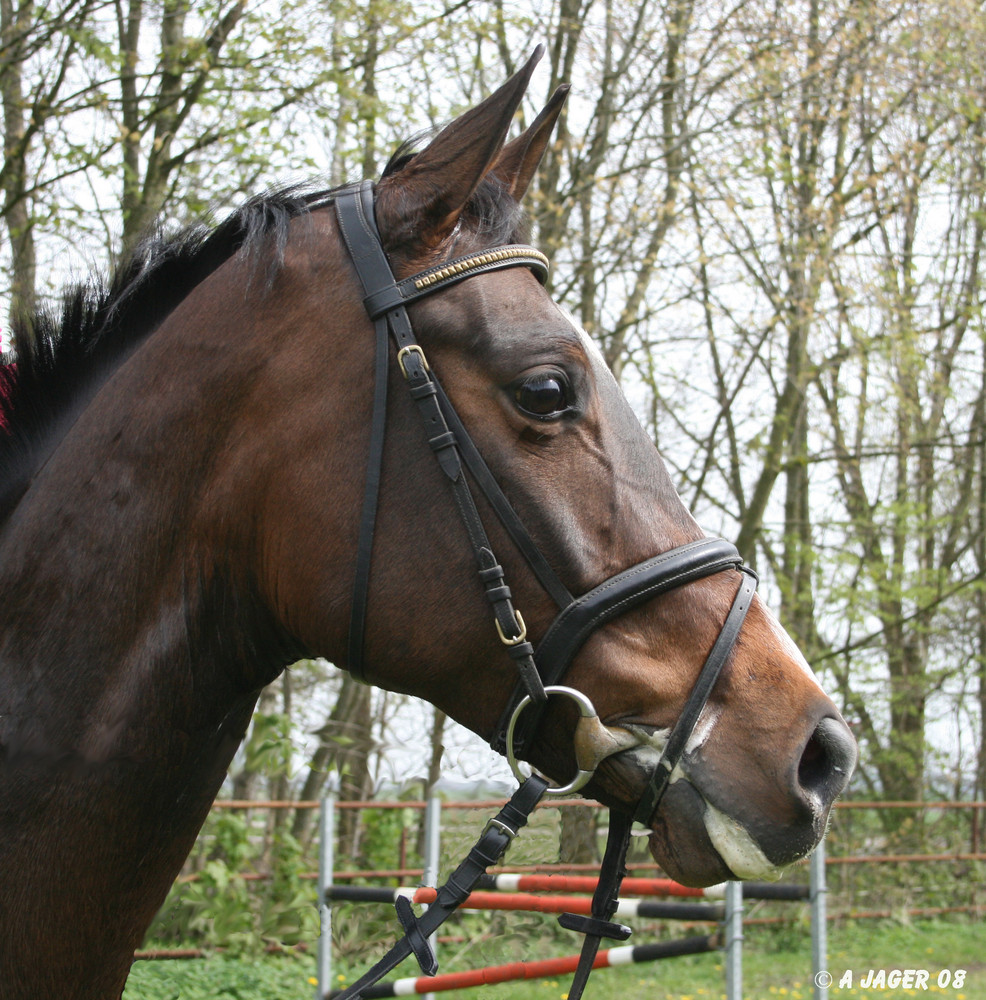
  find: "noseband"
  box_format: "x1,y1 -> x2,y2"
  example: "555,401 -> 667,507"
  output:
333,182 -> 758,999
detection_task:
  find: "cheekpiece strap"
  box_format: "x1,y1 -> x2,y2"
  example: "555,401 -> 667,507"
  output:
335,180 -> 555,700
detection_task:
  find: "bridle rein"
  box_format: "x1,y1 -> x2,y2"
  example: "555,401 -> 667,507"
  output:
332,182 -> 758,1000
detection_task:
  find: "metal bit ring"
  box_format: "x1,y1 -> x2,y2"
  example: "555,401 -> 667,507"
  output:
505,685 -> 599,797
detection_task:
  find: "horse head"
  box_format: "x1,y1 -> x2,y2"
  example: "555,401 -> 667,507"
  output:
267,49 -> 856,886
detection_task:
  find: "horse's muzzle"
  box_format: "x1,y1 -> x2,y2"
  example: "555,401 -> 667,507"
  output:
590,709 -> 856,885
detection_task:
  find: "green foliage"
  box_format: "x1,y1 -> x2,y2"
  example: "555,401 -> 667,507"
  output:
359,806 -> 418,873
825,802 -> 986,917
261,827 -> 320,946
145,811 -> 318,956
124,953 -> 314,999
244,711 -> 296,778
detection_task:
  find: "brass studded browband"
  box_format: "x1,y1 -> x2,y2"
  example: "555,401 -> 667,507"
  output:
413,247 -> 550,290
359,244 -> 549,321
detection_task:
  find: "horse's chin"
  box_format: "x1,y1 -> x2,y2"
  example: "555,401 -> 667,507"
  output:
646,778 -> 788,887
590,750 -> 792,888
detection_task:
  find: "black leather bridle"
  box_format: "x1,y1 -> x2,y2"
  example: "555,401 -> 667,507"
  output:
331,182 -> 758,1000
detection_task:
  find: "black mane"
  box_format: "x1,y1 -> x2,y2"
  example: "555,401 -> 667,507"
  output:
0,185 -> 333,517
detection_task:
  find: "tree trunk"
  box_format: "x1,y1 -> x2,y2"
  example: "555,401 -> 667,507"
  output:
978,418 -> 986,802
558,807 -> 597,864
117,0 -> 247,253
1,0 -> 36,345
291,674 -> 374,851
417,707 -> 447,857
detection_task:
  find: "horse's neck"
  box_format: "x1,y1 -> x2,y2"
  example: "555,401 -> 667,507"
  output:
0,242 -> 355,994
0,504 -> 270,996
0,382 -> 284,999
0,423 -> 254,739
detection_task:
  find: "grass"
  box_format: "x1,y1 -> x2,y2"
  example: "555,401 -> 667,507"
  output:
124,953 -> 314,999
123,919 -> 984,1000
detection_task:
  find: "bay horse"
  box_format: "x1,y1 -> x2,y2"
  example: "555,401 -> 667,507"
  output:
0,50 -> 855,999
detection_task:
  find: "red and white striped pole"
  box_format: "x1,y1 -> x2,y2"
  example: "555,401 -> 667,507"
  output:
324,884 -> 724,921
328,935 -> 718,998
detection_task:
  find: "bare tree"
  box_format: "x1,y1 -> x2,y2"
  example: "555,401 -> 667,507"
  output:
1,0 -> 98,348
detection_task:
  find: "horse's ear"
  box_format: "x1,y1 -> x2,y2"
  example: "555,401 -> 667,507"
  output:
491,85 -> 570,200
375,47 -> 545,250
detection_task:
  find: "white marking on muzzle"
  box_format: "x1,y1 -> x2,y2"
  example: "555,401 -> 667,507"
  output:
702,800 -> 785,881
620,710 -> 798,881
621,702 -> 720,760
685,705 -> 722,753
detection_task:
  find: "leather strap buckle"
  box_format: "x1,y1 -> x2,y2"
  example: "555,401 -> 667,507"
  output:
481,816 -> 518,843
397,344 -> 429,379
495,609 -> 527,646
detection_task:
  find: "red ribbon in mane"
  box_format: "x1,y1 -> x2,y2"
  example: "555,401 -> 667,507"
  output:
0,361 -> 16,433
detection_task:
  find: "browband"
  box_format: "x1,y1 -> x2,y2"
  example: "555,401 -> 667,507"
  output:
362,246 -> 549,319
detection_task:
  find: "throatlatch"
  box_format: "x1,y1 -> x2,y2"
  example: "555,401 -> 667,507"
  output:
331,183 -> 759,1000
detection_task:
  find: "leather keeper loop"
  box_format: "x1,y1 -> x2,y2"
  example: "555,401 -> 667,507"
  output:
478,562 -> 506,584
558,912 -> 632,941
507,641 -> 535,660
408,379 -> 437,400
363,285 -> 404,318
429,431 -> 457,452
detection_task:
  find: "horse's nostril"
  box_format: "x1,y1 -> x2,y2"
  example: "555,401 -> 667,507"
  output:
798,716 -> 857,804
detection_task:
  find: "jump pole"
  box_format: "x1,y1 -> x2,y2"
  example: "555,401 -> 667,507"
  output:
327,935 -> 719,998
421,795 -> 442,1000
811,841 -> 828,1000
475,872 -> 808,901
324,884 -> 724,921
724,880 -> 743,1000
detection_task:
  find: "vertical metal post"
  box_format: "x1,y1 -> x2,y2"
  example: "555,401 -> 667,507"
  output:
811,841 -> 828,1000
317,778 -> 338,1000
724,880 -> 743,1000
420,794 -> 443,1000
423,793 -> 442,886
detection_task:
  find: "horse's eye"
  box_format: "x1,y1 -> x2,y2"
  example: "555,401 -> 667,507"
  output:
515,373 -> 569,417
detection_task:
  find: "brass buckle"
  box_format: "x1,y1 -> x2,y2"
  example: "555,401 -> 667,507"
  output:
495,610 -> 527,646
397,344 -> 429,379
